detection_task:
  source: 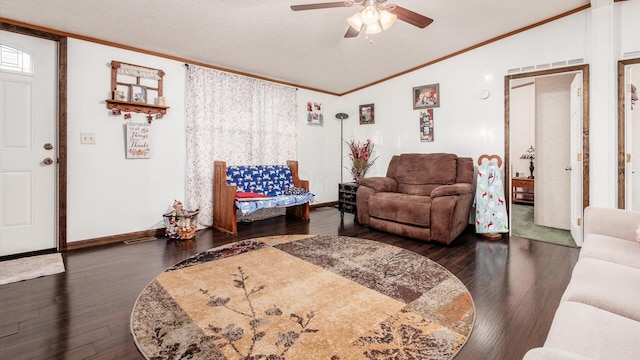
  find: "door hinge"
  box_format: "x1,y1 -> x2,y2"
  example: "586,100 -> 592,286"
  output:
577,218 -> 582,226
577,88 -> 581,97
577,153 -> 582,161
627,154 -> 632,163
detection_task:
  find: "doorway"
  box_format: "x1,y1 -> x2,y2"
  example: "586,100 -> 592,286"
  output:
617,58 -> 640,210
505,65 -> 589,247
0,22 -> 67,257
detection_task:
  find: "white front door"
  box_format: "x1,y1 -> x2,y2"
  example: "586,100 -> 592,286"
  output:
0,30 -> 57,257
570,72 -> 583,246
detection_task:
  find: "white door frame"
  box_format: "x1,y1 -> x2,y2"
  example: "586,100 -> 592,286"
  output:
0,22 -> 67,256
617,58 -> 640,210
505,64 -> 590,237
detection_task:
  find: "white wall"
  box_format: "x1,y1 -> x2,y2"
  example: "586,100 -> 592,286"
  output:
67,39 -> 187,242
338,3 -> 639,210
509,81 -> 535,178
296,89 -> 340,204
65,2 -> 639,242
66,40 -> 338,243
339,11 -> 588,177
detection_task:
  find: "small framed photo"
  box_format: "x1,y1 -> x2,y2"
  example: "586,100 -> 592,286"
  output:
113,90 -> 126,101
420,109 -> 434,142
413,83 -> 440,109
129,84 -> 147,103
359,103 -> 375,125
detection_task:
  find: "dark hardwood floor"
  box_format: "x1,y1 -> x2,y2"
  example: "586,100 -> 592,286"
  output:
0,207 -> 579,359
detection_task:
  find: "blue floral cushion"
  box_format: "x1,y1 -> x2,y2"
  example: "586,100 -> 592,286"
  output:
226,165 -> 293,197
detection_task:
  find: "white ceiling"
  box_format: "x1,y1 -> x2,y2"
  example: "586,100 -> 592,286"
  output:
0,0 -> 590,94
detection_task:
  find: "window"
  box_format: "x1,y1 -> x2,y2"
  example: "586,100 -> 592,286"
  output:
0,44 -> 32,73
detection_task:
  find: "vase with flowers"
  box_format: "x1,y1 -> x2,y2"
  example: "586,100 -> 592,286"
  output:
346,138 -> 378,183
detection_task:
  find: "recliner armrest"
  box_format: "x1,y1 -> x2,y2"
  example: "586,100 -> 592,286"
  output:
358,177 -> 398,192
430,183 -> 473,197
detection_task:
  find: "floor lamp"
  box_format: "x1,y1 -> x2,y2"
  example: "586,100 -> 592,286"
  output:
335,113 -> 349,183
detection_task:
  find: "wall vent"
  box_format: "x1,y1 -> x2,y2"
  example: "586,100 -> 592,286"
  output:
552,61 -> 567,67
508,58 -> 586,74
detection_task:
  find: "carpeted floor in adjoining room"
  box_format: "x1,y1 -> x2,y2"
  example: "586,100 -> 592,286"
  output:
511,204 -> 576,247
131,234 -> 475,360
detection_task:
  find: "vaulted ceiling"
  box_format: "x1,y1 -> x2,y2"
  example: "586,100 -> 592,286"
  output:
0,0 -> 591,94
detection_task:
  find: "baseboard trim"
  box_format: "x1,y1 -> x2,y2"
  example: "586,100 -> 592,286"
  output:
67,228 -> 165,251
311,201 -> 338,209
67,205 -> 338,251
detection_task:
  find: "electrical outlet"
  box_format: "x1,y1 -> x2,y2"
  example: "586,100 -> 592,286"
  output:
80,132 -> 96,144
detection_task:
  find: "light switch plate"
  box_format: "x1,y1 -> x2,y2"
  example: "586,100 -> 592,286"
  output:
80,132 -> 96,144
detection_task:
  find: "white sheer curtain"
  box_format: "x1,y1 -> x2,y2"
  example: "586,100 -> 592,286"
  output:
185,65 -> 298,227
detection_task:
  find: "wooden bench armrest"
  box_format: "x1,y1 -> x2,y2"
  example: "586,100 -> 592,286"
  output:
287,160 -> 309,190
286,160 -> 310,220
213,160 -> 238,234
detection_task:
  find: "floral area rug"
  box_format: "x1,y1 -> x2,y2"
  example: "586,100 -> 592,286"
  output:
130,235 -> 475,359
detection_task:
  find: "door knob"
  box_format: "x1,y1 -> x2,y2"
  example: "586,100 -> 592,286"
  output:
565,166 -> 572,171
43,158 -> 54,165
44,143 -> 53,150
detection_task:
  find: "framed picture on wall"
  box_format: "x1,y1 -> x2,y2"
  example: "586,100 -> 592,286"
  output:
413,83 -> 439,109
130,84 -> 147,103
306,101 -> 324,126
359,103 -> 375,124
419,109 -> 434,142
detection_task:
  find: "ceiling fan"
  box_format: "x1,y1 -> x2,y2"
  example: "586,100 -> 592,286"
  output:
290,0 -> 433,38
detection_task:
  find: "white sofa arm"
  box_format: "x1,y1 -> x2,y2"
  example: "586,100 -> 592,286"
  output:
523,348 -> 592,360
583,206 -> 640,242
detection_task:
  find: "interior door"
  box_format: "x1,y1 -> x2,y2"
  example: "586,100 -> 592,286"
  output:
570,72 -> 583,246
625,64 -> 640,211
0,30 -> 57,256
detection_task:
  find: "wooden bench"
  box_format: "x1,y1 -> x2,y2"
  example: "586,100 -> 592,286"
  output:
213,160 -> 310,235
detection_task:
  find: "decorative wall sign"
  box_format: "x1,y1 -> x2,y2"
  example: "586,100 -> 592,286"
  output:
359,103 -> 375,124
126,122 -> 151,158
419,109 -> 434,142
413,83 -> 440,109
306,101 -> 323,126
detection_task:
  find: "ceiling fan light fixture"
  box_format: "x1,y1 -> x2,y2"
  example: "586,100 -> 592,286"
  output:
347,12 -> 364,31
379,9 -> 397,30
365,22 -> 382,35
361,5 -> 380,25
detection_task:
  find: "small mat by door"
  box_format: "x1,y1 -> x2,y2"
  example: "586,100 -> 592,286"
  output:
0,253 -> 65,285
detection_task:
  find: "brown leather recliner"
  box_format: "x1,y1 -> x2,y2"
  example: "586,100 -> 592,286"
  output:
356,153 -> 475,244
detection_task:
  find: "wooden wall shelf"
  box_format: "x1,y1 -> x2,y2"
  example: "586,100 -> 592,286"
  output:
106,99 -> 169,116
107,61 -> 169,119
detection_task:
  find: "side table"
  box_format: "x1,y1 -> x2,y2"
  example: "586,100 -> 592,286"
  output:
338,182 -> 359,223
512,177 -> 535,205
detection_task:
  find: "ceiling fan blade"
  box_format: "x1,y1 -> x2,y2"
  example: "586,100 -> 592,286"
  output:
344,26 -> 360,38
290,2 -> 353,11
390,6 -> 433,28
